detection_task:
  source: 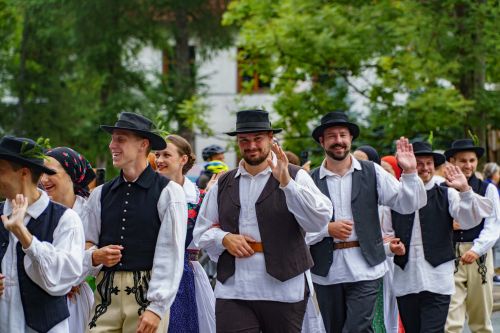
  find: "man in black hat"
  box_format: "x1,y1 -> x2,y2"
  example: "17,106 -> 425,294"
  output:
84,112 -> 187,333
390,141 -> 493,333
444,139 -> 500,333
306,111 -> 427,333
0,136 -> 85,333
193,110 -> 333,332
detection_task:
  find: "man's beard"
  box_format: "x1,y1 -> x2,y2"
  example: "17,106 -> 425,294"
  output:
325,144 -> 350,161
243,147 -> 270,166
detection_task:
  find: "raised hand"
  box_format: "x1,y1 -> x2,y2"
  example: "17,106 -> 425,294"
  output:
267,143 -> 291,187
395,137 -> 417,173
1,194 -> 29,232
444,165 -> 470,192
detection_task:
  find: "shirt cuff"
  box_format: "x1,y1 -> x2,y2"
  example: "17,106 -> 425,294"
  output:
471,244 -> 486,257
146,303 -> 167,320
279,178 -> 297,192
383,242 -> 394,257
86,248 -> 103,276
459,188 -> 473,199
400,173 -> 418,181
217,231 -> 231,248
22,236 -> 41,259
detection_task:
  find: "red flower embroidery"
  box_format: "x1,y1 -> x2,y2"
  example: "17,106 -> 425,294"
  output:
188,209 -> 197,219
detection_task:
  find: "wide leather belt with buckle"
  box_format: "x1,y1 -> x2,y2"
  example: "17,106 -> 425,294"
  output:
334,241 -> 360,250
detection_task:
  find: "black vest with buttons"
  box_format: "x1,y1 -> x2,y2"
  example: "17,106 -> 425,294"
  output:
452,174 -> 489,242
391,185 -> 454,270
309,160 -> 385,277
0,201 -> 69,333
99,165 -> 170,271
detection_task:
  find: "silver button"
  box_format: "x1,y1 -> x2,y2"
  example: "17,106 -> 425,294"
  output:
120,236 -> 124,239
122,218 -> 126,221
119,263 -> 122,266
128,184 -> 131,187
122,227 -> 125,230
125,201 -> 129,204
123,209 -> 127,213
126,193 -> 130,196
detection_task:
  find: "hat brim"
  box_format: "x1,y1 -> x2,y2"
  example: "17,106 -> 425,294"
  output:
0,150 -> 56,175
444,147 -> 484,161
225,128 -> 283,136
312,122 -> 360,142
414,152 -> 446,167
100,125 -> 167,150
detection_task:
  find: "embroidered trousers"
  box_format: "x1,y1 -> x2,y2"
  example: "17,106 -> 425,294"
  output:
86,271 -> 169,333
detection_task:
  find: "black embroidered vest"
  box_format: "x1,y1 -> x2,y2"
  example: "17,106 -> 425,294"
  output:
392,185 -> 454,269
309,160 -> 385,277
99,165 -> 171,271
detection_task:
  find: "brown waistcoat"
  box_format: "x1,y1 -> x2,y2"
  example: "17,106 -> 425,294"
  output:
216,164 -> 313,283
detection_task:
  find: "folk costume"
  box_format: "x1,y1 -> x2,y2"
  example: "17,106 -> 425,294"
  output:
45,147 -> 96,333
84,113 -> 187,332
444,139 -> 500,333
0,136 -> 85,333
167,177 -> 215,333
390,142 -> 493,333
306,112 -> 427,333
193,110 -> 333,333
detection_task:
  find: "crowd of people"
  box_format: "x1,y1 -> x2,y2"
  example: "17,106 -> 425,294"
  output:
0,109 -> 499,333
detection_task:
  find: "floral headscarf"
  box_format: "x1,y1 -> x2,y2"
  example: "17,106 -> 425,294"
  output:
46,147 -> 96,197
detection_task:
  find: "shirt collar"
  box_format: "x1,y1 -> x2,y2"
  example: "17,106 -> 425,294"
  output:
4,189 -> 50,220
234,152 -> 276,178
182,177 -> 199,205
110,164 -> 156,191
424,176 -> 439,190
319,154 -> 361,179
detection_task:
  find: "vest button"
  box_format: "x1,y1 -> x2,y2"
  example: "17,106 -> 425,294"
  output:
122,218 -> 126,222
125,201 -> 129,204
128,184 -> 131,187
122,227 -> 125,230
123,209 -> 127,213
120,236 -> 124,239
126,193 -> 130,196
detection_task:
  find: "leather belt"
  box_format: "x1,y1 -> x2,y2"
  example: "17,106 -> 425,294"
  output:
249,242 -> 264,253
334,241 -> 360,250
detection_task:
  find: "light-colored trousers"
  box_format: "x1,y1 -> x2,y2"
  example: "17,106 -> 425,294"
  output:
86,271 -> 169,333
445,244 -> 493,333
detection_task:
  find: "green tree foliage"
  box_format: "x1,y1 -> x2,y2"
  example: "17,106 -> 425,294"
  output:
224,0 -> 500,157
0,0 -> 233,175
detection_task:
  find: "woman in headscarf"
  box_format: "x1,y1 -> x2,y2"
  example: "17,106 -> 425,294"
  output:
41,147 -> 96,333
155,134 -> 216,333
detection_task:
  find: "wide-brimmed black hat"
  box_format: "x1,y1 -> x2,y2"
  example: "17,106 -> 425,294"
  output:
413,141 -> 445,167
101,112 -> 166,150
0,136 -> 56,175
444,139 -> 484,161
225,110 -> 282,136
312,111 -> 360,142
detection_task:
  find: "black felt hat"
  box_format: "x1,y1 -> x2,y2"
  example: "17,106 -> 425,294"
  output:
0,136 -> 56,175
444,139 -> 484,161
101,112 -> 166,150
225,110 -> 282,136
412,141 -> 446,167
312,111 -> 360,142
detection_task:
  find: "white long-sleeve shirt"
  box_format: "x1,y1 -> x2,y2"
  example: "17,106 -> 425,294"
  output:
306,156 -> 427,285
83,179 -> 187,318
0,190 -> 85,333
392,176 -> 494,296
193,157 -> 333,302
466,183 -> 500,256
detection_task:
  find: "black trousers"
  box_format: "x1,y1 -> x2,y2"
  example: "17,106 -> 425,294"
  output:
215,297 -> 308,333
396,291 -> 451,333
314,278 -> 381,333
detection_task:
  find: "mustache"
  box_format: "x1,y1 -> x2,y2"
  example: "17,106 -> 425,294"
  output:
328,144 -> 348,150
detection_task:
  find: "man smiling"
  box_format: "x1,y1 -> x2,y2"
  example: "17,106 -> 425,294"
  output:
84,112 -> 187,333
